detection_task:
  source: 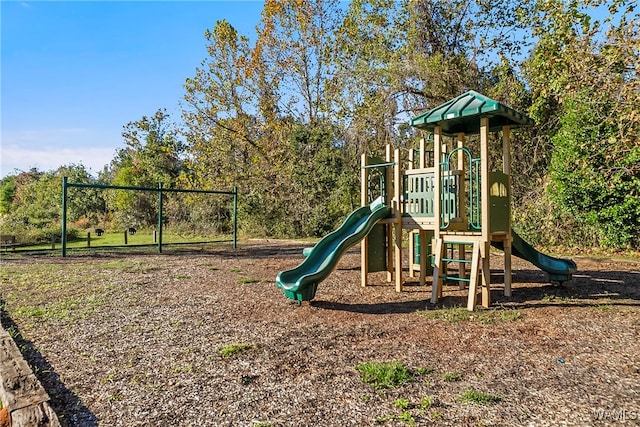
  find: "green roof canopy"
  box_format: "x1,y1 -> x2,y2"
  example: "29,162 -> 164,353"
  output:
410,90 -> 534,136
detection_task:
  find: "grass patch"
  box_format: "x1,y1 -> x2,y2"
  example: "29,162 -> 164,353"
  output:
443,372 -> 463,382
13,230 -> 229,252
394,398 -> 410,410
238,278 -> 260,284
541,294 -> 576,303
459,388 -> 502,405
419,306 -> 471,322
218,342 -> 254,358
419,306 -> 522,324
356,361 -> 415,390
415,367 -> 435,375
420,396 -> 433,409
15,305 -> 48,319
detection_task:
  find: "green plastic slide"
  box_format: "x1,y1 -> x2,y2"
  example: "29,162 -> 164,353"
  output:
492,231 -> 577,283
276,197 -> 391,303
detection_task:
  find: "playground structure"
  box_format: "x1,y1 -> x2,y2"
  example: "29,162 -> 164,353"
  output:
276,91 -> 576,309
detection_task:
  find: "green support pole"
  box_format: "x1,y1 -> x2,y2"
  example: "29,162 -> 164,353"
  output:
157,182 -> 163,254
62,176 -> 68,257
233,186 -> 238,249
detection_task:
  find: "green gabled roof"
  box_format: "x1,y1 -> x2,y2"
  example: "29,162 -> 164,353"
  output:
410,90 -> 534,136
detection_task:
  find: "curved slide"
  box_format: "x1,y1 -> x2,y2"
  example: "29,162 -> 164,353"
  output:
276,198 -> 391,303
493,231 -> 577,283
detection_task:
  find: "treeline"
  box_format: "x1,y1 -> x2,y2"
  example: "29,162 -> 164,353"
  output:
1,0 -> 638,249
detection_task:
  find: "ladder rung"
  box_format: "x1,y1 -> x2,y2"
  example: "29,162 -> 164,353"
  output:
439,275 -> 471,282
442,258 -> 472,263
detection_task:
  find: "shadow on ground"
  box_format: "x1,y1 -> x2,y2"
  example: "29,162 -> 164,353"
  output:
312,265 -> 640,314
0,299 -> 97,427
311,299 -> 428,314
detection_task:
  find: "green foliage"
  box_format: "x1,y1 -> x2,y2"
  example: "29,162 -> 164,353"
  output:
443,372 -> 463,382
356,361 -> 415,390
549,91 -> 640,248
419,396 -> 433,409
0,175 -> 16,214
0,165 -> 95,244
459,388 -> 502,405
106,109 -> 185,228
2,0 -> 638,251
218,342 -> 254,358
519,0 -> 640,249
394,398 -> 410,410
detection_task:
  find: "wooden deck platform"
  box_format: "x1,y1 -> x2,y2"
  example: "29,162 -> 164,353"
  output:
0,326 -> 60,427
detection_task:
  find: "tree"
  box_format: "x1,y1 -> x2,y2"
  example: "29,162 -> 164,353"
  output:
520,0 -> 640,248
0,165 -> 99,242
106,109 -> 185,227
255,0 -> 342,125
0,175 -> 16,215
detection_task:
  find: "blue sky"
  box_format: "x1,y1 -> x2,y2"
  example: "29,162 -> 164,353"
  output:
1,1 -> 265,177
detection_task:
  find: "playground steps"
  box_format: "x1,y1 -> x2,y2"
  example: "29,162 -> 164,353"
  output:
0,326 -> 60,427
432,237 -> 490,311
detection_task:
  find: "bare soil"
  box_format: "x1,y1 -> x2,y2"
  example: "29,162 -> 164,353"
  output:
1,240 -> 639,426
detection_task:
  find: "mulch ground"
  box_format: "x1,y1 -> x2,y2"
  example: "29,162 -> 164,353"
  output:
1,240 -> 639,426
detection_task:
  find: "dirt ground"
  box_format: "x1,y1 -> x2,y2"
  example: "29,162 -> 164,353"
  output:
1,240 -> 639,426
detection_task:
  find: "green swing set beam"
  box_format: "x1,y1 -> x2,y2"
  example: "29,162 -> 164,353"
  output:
61,177 -> 238,256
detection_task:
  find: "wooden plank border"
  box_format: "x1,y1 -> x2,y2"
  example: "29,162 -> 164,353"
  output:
0,327 -> 60,427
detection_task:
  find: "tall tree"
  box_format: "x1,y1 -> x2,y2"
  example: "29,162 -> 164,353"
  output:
521,0 -> 639,247
255,0 -> 342,125
107,109 -> 185,227
183,19 -> 264,190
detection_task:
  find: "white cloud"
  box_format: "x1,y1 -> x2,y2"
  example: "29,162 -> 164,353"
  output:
1,128 -> 121,177
0,144 -> 116,177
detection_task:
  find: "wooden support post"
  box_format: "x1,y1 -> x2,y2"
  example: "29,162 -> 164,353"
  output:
419,230 -> 429,287
431,238 -> 444,303
456,132 -> 466,214
467,242 -> 481,311
87,232 -> 91,248
361,153 -> 369,288
504,238 -> 512,297
419,137 -> 426,169
394,148 -> 402,292
480,118 -> 490,244
480,118 -> 491,308
433,127 -> 442,242
385,145 -> 393,284
431,126 -> 443,302
502,125 -> 513,297
481,241 -> 491,308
